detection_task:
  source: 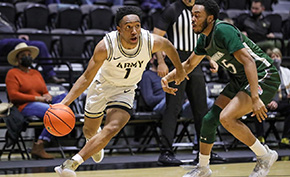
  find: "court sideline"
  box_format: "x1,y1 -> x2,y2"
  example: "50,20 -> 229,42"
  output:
1,161 -> 290,177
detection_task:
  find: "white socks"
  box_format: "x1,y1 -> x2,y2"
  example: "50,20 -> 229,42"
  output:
72,154 -> 84,165
249,139 -> 267,157
199,153 -> 210,167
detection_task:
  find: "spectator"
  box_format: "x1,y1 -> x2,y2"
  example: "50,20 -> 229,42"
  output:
255,48 -> 290,148
139,57 -> 166,114
5,43 -> 67,159
238,0 -> 283,52
139,56 -> 214,115
0,13 -> 65,84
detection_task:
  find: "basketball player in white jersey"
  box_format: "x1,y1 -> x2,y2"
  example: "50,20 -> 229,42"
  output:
54,6 -> 188,177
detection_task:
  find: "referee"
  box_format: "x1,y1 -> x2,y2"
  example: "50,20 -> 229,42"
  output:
153,0 -> 208,166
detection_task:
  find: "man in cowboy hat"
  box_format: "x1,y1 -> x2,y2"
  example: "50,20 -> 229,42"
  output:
5,43 -> 67,159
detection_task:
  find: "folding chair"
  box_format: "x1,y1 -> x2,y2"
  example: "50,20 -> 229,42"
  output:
224,0 -> 249,10
22,3 -> 49,31
0,2 -> 16,25
54,6 -> 83,31
87,5 -> 113,31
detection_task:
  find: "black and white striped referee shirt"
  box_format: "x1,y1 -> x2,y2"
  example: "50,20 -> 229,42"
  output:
155,0 -> 198,53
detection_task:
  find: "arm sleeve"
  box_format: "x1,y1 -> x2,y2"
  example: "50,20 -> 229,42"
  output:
214,25 -> 245,54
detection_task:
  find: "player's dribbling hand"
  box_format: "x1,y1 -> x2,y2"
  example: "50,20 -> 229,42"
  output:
175,68 -> 189,85
161,77 -> 178,95
251,98 -> 268,123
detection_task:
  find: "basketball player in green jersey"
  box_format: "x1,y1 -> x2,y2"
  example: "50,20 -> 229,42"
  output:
162,0 -> 280,176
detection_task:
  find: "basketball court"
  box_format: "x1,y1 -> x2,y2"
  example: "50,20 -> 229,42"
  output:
1,161 -> 290,177
1,148 -> 290,177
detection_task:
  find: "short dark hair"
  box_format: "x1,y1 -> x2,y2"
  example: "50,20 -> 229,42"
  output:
115,6 -> 143,26
252,0 -> 264,7
195,0 -> 220,20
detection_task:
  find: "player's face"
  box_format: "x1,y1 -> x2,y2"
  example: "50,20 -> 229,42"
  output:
117,14 -> 141,48
191,5 -> 211,34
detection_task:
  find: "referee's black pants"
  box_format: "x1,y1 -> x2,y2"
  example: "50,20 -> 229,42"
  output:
160,52 -> 208,152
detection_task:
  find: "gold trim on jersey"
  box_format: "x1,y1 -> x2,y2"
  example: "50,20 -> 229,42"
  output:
105,33 -> 113,61
106,101 -> 132,109
117,32 -> 143,58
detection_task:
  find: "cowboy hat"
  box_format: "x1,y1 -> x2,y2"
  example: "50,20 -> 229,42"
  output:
7,42 -> 39,66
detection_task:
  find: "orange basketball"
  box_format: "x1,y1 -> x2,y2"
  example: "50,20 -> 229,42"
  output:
44,104 -> 75,137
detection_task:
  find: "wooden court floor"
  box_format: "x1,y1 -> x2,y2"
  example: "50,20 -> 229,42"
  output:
2,161 -> 290,177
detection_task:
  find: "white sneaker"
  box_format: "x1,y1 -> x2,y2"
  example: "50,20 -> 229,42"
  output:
87,127 -> 104,163
54,159 -> 78,177
249,145 -> 278,177
183,165 -> 212,177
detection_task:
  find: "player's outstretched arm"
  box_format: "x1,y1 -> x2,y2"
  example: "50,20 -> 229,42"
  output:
61,40 -> 107,106
152,34 -> 188,85
161,52 -> 205,95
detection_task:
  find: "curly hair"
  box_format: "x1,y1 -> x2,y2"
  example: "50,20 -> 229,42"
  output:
115,6 -> 143,26
195,0 -> 220,20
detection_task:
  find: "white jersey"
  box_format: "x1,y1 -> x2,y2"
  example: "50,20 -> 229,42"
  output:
95,28 -> 154,86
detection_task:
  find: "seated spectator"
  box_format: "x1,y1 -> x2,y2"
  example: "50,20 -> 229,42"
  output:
255,48 -> 290,148
237,0 -> 283,52
5,43 -> 67,159
139,56 -> 214,116
139,57 -> 166,114
0,13 -> 65,84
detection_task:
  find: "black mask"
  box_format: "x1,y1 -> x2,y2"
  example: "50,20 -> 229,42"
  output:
252,13 -> 262,19
273,59 -> 281,70
20,56 -> 33,67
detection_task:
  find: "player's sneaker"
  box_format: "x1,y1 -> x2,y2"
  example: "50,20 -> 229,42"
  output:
249,145 -> 278,177
183,165 -> 212,177
54,159 -> 78,177
87,127 -> 104,163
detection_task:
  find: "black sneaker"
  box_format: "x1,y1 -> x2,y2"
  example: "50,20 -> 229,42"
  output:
211,152 -> 227,162
157,151 -> 183,166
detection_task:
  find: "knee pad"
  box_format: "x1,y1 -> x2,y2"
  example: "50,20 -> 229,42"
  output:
200,105 -> 222,144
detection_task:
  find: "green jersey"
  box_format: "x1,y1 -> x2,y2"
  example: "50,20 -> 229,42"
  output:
195,20 -> 273,78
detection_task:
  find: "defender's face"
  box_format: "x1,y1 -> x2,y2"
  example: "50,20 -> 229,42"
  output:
191,5 -> 209,34
117,14 -> 141,47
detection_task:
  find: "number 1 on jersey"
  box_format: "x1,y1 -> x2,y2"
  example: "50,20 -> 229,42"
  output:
124,68 -> 131,79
